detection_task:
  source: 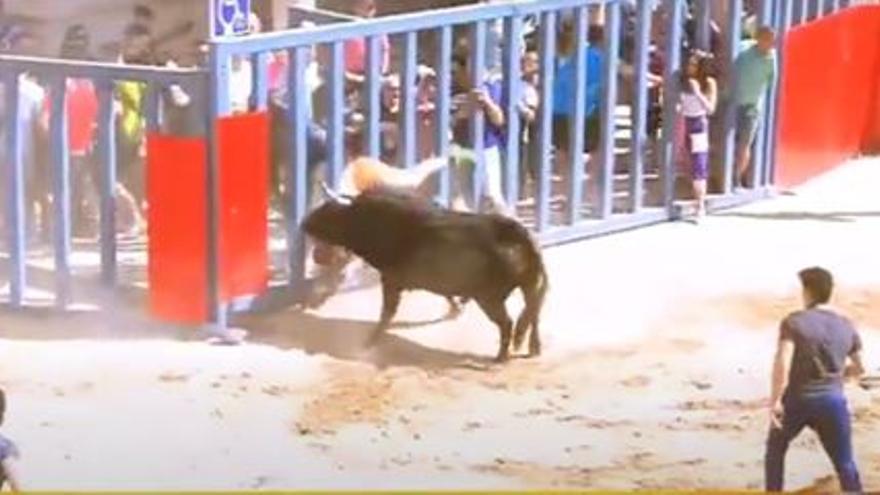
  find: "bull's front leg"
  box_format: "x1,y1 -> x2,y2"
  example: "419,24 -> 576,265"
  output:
368,278 -> 402,346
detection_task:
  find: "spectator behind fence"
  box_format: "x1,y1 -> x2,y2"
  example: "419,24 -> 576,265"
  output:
678,49 -> 717,222
341,0 -> 390,81
732,25 -> 776,189
553,20 -> 605,208
450,48 -> 509,216
53,24 -> 100,238
519,50 -> 540,194
0,389 -> 22,492
765,267 -> 865,493
115,23 -> 154,238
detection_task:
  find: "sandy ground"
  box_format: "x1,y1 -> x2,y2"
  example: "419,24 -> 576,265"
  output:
1,158 -> 879,491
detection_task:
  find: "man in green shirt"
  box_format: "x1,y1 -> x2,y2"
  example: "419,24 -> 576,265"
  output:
733,26 -> 776,189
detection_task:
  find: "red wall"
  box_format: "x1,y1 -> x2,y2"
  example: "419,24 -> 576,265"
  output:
774,6 -> 880,189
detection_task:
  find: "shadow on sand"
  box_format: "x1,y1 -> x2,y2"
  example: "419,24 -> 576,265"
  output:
715,210 -> 880,223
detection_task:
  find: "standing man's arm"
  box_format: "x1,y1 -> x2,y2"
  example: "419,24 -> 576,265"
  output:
845,330 -> 865,380
1,456 -> 21,492
770,321 -> 796,429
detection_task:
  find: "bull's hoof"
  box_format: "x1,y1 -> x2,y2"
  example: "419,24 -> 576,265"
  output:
528,342 -> 542,358
494,352 -> 511,364
366,332 -> 385,348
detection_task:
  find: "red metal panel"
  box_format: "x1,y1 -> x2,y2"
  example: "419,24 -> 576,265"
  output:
775,6 -> 880,188
217,111 -> 270,301
146,111 -> 270,324
146,134 -> 209,324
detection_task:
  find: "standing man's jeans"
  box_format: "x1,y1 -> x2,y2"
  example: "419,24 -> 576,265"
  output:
765,393 -> 862,493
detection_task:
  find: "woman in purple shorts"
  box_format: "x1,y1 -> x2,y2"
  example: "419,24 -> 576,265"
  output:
679,50 -> 717,221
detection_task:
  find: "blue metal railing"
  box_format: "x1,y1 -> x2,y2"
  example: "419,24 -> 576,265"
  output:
1,56 -> 205,309
0,0 -> 860,327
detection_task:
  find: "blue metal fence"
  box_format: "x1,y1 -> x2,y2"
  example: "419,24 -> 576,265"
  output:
1,55 -> 205,310
0,0 -> 858,330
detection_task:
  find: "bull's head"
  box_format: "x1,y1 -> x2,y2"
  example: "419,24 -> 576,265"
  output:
302,182 -> 357,251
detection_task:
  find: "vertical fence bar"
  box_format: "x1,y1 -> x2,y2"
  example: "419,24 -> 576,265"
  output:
758,0 -> 777,188
831,0 -> 840,13
597,0 -> 621,220
364,36 -> 383,158
659,0 -> 684,214
286,46 -> 309,287
567,7 -> 588,224
206,45 -> 231,329
767,0 -> 793,188
434,25 -> 453,206
630,0 -> 652,213
49,76 -> 72,308
327,41 -> 346,187
253,51 -> 270,111
696,0 -> 712,50
96,81 -> 117,287
722,0 -> 743,193
749,0 -> 773,190
800,0 -> 809,24
469,20 -> 487,209
502,15 -> 523,209
535,11 -> 556,232
145,82 -> 161,132
399,31 -> 419,168
3,73 -> 26,307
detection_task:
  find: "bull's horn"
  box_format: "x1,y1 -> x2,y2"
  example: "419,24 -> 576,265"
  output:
320,181 -> 337,200
321,181 -> 353,205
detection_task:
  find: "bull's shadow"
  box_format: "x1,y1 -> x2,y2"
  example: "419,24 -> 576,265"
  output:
237,309 -> 493,371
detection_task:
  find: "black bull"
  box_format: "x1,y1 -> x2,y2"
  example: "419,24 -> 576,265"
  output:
302,190 -> 549,362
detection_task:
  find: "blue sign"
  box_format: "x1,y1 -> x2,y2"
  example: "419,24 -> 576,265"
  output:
213,0 -> 251,38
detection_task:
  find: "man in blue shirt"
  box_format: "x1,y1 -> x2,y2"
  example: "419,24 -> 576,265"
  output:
733,26 -> 776,188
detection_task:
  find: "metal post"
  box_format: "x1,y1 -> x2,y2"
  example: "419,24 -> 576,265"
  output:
696,0 -> 712,50
435,26 -> 453,206
365,36 -> 383,158
206,43 -> 231,338
253,51 -> 270,111
502,15 -> 523,209
49,76 -> 72,308
566,7 -> 587,225
399,31 -> 419,168
630,0 -> 652,213
659,0 -> 684,214
535,11 -> 556,232
597,0 -> 621,220
3,73 -> 26,307
286,46 -> 309,288
469,20 -> 488,210
96,81 -> 118,287
326,41 -> 345,187
722,0 -> 743,193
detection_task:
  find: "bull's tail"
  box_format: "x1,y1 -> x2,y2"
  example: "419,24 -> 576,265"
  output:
500,221 -> 548,356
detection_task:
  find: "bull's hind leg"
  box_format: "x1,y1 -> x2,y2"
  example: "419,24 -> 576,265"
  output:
475,297 -> 513,363
513,286 -> 542,358
369,280 -> 402,346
